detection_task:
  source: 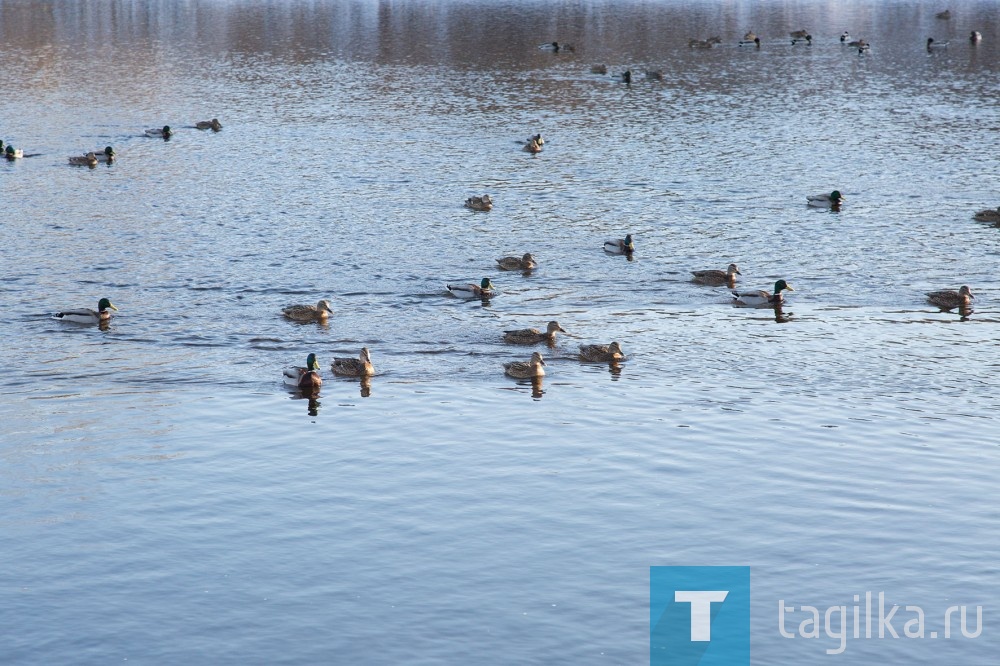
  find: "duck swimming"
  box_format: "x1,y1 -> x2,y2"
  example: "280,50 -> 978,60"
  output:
790,30 -> 812,45
196,118 -> 222,131
579,341 -> 625,363
691,263 -> 742,286
68,152 -> 98,166
973,207 -> 1000,223
503,321 -> 567,345
465,194 -> 493,211
282,299 -> 333,322
504,351 -> 546,378
926,37 -> 949,50
733,279 -> 793,306
496,253 -> 537,271
807,190 -> 844,207
91,146 -> 116,162
524,138 -> 543,153
331,347 -> 375,377
283,353 -> 322,390
927,286 -> 973,310
604,234 -> 634,255
447,277 -> 495,298
739,30 -> 760,46
145,125 -> 172,138
53,297 -> 118,324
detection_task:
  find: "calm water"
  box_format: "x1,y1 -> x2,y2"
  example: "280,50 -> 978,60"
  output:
2,0 -> 999,663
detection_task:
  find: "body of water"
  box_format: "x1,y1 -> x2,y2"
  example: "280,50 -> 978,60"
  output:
1,1 -> 998,663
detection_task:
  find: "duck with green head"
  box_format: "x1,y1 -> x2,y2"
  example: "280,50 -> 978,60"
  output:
145,125 -> 172,138
447,277 -> 495,298
604,234 -> 634,255
91,146 -> 116,163
733,279 -> 793,306
4,145 -> 23,159
53,297 -> 118,324
283,353 -> 322,390
807,190 -> 843,207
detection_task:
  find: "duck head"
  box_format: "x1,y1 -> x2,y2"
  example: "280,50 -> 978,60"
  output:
772,280 -> 793,294
480,277 -> 495,291
306,353 -> 320,371
97,297 -> 118,312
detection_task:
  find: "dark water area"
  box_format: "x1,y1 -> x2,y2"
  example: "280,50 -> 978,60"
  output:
2,1 -> 999,663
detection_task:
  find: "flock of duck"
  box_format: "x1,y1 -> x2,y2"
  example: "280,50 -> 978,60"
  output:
1,119 -> 222,167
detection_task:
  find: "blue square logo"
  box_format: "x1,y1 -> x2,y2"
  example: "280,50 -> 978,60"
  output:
650,566 -> 750,666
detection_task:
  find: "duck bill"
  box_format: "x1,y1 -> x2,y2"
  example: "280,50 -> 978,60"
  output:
109,303 -> 119,310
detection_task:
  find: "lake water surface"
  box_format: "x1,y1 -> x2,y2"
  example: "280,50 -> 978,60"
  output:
2,1 -> 999,664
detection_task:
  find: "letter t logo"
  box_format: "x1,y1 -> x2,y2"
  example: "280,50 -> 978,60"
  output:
674,591 -> 729,641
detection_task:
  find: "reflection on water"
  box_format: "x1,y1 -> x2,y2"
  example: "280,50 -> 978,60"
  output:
2,1 -> 1000,664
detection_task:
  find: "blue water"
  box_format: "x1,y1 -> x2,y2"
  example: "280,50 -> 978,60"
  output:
2,1 -> 999,663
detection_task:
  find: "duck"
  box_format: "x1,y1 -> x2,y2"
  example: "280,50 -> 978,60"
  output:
604,234 -> 634,255
691,263 -> 742,286
4,145 -> 24,159
539,41 -> 574,53
733,279 -> 793,306
91,146 -> 116,162
840,31 -> 850,43
971,31 -> 982,44
447,277 -> 495,298
524,138 -> 543,153
848,38 -> 870,53
526,133 -> 544,146
282,299 -> 334,322
195,118 -> 222,131
807,190 -> 844,207
579,341 -> 625,363
53,297 -> 118,323
790,30 -> 812,45
145,125 -> 172,138
503,321 -> 567,345
739,31 -> 761,46
496,253 -> 537,271
504,351 -> 546,378
68,152 -> 98,166
688,36 -> 721,49
935,10 -> 951,20
283,353 -> 322,390
973,207 -> 1000,223
645,69 -> 664,81
590,64 -> 608,74
927,286 -> 973,310
331,347 -> 375,377
465,194 -> 493,211
621,70 -> 632,84
926,37 -> 949,50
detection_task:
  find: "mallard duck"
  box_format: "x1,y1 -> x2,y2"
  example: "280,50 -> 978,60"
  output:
91,146 -> 116,162
926,37 -> 949,50
971,31 -> 982,43
496,253 -> 537,271
621,70 -> 632,84
196,118 -> 222,131
807,190 -> 844,207
691,263 -> 742,286
331,347 -> 375,377
973,207 -> 1000,223
927,286 -> 973,310
465,194 -> 493,211
447,277 -> 495,298
539,41 -> 574,53
5,145 -> 24,159
840,31 -> 850,43
145,125 -> 172,138
739,31 -> 760,46
504,351 -> 546,378
579,341 -> 625,363
590,64 -> 608,74
936,10 -> 951,20
503,321 -> 567,344
733,279 -> 793,306
283,353 -> 322,390
524,138 -> 542,153
68,152 -> 98,166
526,133 -> 544,146
282,299 -> 333,321
790,30 -> 812,45
604,234 -> 634,255
53,297 -> 118,323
